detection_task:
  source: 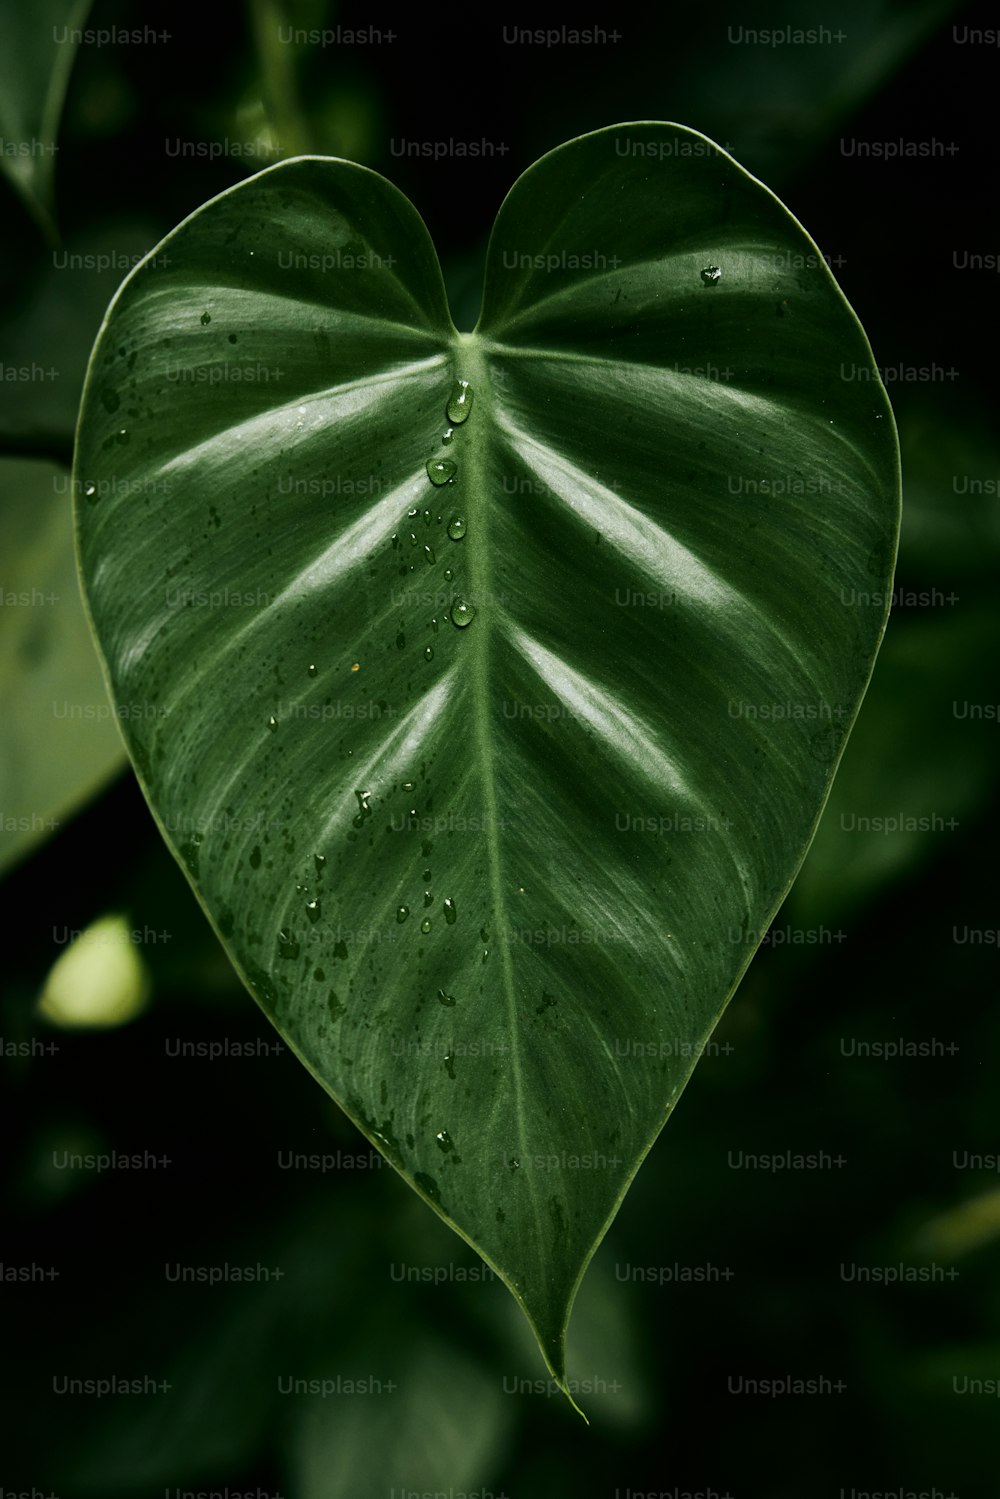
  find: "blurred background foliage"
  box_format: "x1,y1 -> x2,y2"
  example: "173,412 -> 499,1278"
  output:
1,0 -> 998,1493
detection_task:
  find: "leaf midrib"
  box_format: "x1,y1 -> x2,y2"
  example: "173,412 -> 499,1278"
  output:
460,332 -> 539,1271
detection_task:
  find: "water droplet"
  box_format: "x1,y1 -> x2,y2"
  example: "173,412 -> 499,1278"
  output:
450,596 -> 476,628
420,917 -> 432,933
444,1048 -> 456,1079
353,789 -> 372,827
83,481 -> 98,502
101,387 -> 120,414
480,926 -> 490,943
305,899 -> 321,923
427,458 -> 457,487
228,333 -> 238,344
278,929 -> 299,959
268,715 -> 278,733
442,427 -> 454,444
424,646 -> 434,661
447,516 -> 466,541
396,906 -> 409,924
395,631 -> 406,650
402,781 -> 415,792
438,988 -> 456,1006
430,616 -> 439,633
423,868 -> 432,881
701,264 -> 721,285
436,1129 -> 455,1153
314,853 -> 326,875
423,544 -> 436,565
200,310 -> 211,325
447,379 -> 473,424
508,1157 -> 520,1171
307,663 -> 317,677
115,428 -> 129,445
443,898 -> 457,925
249,846 -> 261,870
423,890 -> 433,907
180,831 -> 203,881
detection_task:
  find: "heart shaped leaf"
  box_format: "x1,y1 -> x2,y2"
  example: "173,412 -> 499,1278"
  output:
74,123 -> 900,1396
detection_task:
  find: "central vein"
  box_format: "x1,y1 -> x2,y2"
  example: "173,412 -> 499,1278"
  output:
458,332 -> 534,1209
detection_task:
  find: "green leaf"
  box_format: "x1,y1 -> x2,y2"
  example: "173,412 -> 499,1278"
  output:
293,1334 -> 510,1499
789,388 -> 998,925
73,123 -> 900,1396
667,0 -> 961,186
788,604 -> 997,926
0,0 -> 92,235
0,458 -> 125,875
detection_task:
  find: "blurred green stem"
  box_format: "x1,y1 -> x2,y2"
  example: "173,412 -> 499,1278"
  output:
247,0 -> 312,157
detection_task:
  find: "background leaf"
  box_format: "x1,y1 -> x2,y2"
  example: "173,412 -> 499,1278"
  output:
291,1334 -> 511,1499
0,457 -> 124,873
0,219 -> 164,462
0,0 -> 92,234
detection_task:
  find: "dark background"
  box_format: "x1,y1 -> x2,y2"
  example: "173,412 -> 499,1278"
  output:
2,1 -> 998,1494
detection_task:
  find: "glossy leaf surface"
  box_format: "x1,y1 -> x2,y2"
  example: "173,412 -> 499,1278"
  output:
74,124 -> 900,1390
